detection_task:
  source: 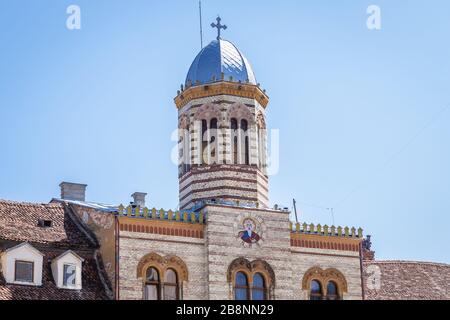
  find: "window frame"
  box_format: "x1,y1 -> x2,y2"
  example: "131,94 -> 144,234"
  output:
309,279 -> 323,300
14,260 -> 34,283
62,263 -> 77,288
163,268 -> 179,300
234,271 -> 250,300
251,272 -> 267,300
144,267 -> 161,300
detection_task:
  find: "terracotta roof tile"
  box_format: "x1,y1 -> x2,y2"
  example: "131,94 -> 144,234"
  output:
363,260 -> 450,300
0,200 -> 110,300
0,200 -> 93,248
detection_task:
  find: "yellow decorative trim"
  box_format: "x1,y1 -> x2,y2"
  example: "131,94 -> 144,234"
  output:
302,266 -> 348,297
136,252 -> 188,281
174,82 -> 269,109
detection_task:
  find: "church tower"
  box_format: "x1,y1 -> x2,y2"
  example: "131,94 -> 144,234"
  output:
175,17 -> 270,210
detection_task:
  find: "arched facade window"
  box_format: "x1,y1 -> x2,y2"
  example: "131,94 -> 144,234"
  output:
144,267 -> 160,300
309,280 -> 322,300
251,273 -> 266,300
234,272 -> 249,300
302,267 -> 347,300
164,269 -> 179,300
326,281 -> 339,300
227,258 -> 275,300
137,253 -> 188,301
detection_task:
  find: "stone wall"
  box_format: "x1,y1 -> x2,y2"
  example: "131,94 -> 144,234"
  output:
118,231 -> 207,300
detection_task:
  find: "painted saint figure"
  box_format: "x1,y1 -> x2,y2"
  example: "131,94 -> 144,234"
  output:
238,218 -> 260,244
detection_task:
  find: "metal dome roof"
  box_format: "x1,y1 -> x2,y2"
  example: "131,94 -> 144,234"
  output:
185,39 -> 257,87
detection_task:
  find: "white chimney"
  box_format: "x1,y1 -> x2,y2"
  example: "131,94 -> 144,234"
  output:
60,182 -> 87,202
131,192 -> 147,207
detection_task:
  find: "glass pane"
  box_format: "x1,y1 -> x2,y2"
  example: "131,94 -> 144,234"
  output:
253,273 -> 264,288
165,269 -> 177,284
310,280 -> 321,294
235,288 -> 248,300
252,289 -> 265,300
164,285 -> 178,300
327,281 -> 337,295
63,264 -> 77,286
146,268 -> 159,281
145,284 -> 158,300
15,261 -> 33,282
235,272 -> 248,286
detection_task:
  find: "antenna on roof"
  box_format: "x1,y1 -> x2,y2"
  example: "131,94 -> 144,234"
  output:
293,198 -> 299,223
199,0 -> 203,49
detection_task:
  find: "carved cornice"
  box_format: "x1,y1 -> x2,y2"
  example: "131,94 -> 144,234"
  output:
290,233 -> 362,252
174,82 -> 269,109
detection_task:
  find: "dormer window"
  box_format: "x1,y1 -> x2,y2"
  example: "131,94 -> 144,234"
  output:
63,264 -> 77,288
15,260 -> 34,283
0,242 -> 44,286
51,250 -> 83,290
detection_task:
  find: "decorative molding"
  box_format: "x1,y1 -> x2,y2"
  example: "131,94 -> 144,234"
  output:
174,82 -> 269,109
301,266 -> 348,297
136,252 -> 188,281
290,233 -> 361,252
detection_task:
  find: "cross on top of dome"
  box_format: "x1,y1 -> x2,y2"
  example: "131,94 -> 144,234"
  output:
211,16 -> 227,40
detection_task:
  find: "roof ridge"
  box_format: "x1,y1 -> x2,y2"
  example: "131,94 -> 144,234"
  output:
0,199 -> 61,207
365,260 -> 450,267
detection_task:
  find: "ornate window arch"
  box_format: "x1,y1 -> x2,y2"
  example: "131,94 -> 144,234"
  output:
194,103 -> 222,165
227,258 -> 275,300
137,253 -> 188,300
227,103 -> 254,166
302,267 -> 347,300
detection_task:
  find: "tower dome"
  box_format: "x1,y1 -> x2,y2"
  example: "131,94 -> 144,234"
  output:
185,39 -> 257,87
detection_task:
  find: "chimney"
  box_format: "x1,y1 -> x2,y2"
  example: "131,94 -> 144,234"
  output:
59,182 -> 87,202
131,192 -> 147,207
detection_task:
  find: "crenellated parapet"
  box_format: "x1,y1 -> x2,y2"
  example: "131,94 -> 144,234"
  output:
117,204 -> 205,224
289,221 -> 363,238
289,222 -> 364,252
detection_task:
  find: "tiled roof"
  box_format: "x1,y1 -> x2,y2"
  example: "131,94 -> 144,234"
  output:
0,200 -> 110,300
0,249 -> 109,300
363,260 -> 450,300
0,200 -> 94,248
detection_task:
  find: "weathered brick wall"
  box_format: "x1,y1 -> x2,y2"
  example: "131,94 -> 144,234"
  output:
290,248 -> 363,300
178,95 -> 269,210
204,204 -> 295,300
204,204 -> 363,300
118,231 -> 207,300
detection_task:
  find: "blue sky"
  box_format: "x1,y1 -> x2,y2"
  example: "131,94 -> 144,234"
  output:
0,0 -> 449,263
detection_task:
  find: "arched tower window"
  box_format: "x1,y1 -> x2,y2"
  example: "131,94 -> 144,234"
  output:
252,273 -> 266,300
234,272 -> 249,300
164,269 -> 179,300
210,118 -> 218,163
310,280 -> 322,300
201,119 -> 208,164
231,118 -> 238,165
241,119 -> 249,165
144,267 -> 160,300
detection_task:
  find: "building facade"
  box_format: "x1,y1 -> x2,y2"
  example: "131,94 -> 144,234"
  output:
0,19 -> 449,300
